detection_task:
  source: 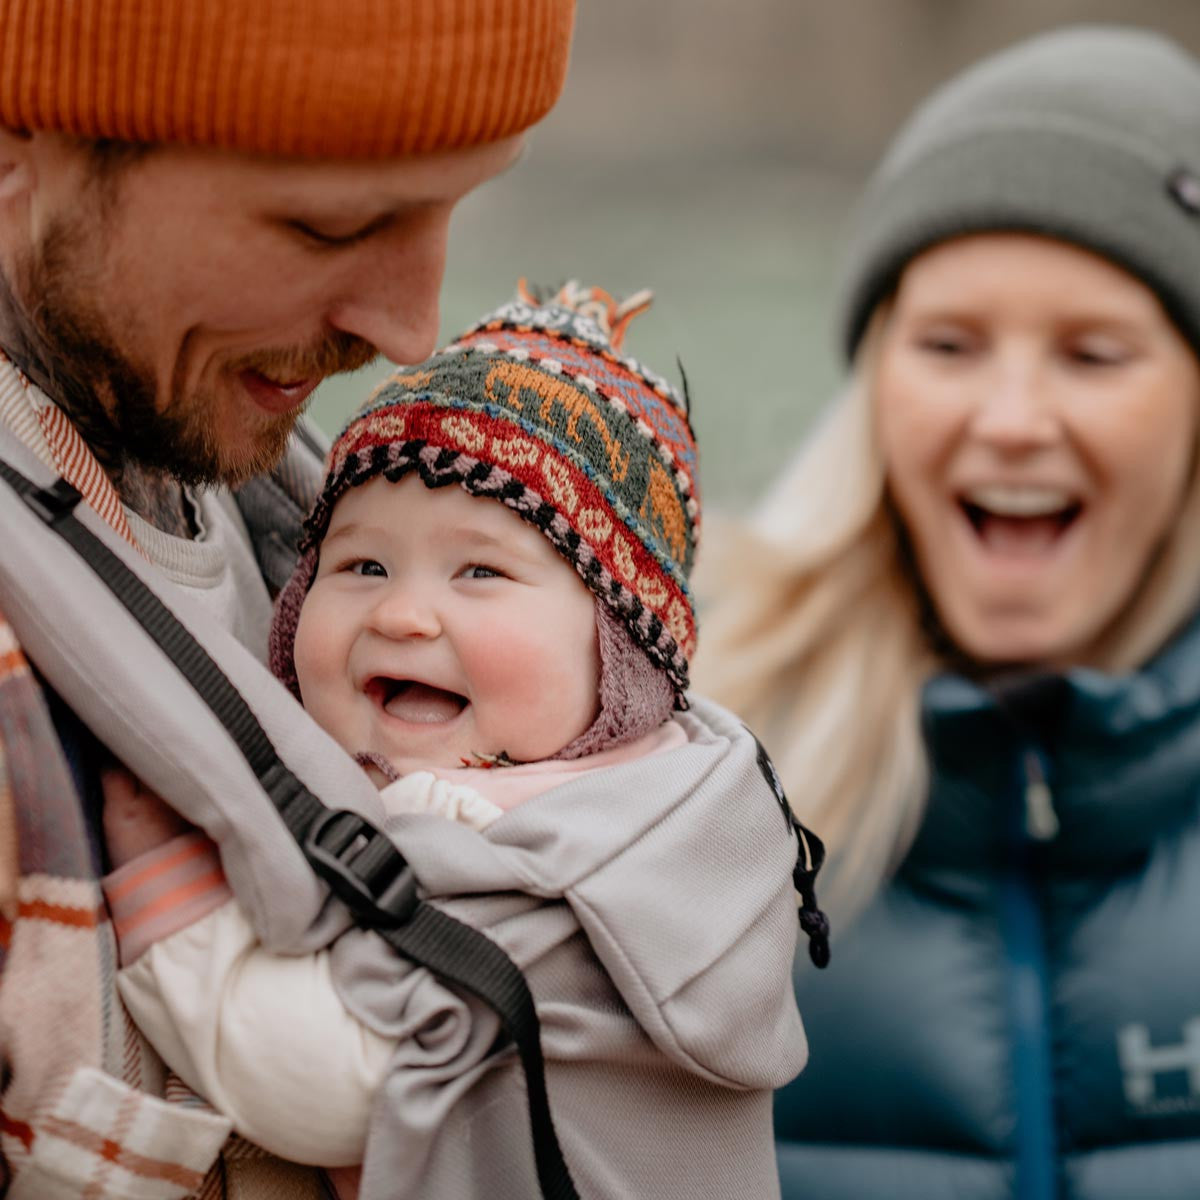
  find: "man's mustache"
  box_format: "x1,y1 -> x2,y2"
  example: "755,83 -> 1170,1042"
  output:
231,332 -> 380,382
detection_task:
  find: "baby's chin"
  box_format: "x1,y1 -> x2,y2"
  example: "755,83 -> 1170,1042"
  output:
354,746 -> 489,783
383,746 -> 527,777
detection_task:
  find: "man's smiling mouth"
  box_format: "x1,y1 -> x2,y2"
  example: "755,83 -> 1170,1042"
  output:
365,677 -> 469,724
237,368 -> 320,415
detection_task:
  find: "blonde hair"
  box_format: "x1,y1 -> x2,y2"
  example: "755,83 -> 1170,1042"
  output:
693,316 -> 1200,923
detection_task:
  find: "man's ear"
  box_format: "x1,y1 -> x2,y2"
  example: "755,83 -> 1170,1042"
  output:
0,126 -> 35,202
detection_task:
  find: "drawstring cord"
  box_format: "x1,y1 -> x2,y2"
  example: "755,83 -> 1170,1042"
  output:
751,728 -> 832,968
793,821 -> 832,968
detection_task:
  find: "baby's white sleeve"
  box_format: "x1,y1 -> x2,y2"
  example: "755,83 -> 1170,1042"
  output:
118,899 -> 394,1167
113,780 -> 505,1170
380,769 -> 502,829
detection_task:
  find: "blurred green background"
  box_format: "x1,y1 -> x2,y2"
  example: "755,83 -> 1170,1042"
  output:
309,0 -> 1200,513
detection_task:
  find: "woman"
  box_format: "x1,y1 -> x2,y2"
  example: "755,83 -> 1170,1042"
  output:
694,25 -> 1200,1200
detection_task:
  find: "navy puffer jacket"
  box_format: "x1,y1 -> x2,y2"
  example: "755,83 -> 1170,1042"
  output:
776,612 -> 1200,1200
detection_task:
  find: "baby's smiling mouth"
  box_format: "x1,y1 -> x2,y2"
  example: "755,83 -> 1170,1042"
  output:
365,677 -> 468,724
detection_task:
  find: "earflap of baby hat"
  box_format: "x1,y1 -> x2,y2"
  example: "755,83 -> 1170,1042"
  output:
268,546 -> 318,701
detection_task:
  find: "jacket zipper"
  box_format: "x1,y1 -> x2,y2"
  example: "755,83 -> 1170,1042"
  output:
1023,749 -> 1060,841
999,746 -> 1059,1200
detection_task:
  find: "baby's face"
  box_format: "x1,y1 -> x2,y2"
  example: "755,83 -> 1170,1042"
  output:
293,474 -> 601,775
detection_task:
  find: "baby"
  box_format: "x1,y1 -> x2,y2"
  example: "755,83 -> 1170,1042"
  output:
102,282 -> 827,1200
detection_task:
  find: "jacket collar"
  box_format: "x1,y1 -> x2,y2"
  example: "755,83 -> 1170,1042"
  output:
910,609 -> 1200,873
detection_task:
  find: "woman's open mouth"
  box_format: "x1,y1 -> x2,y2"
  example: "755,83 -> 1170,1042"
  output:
960,485 -> 1083,555
364,677 -> 469,725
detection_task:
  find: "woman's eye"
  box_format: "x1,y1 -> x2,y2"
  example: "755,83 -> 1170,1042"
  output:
1066,339 -> 1128,368
349,559 -> 388,578
915,330 -> 973,356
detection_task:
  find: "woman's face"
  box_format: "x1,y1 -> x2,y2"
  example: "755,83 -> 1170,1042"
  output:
876,233 -> 1200,667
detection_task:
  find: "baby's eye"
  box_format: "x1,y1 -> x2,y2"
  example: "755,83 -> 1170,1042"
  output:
348,559 -> 388,578
461,564 -> 504,580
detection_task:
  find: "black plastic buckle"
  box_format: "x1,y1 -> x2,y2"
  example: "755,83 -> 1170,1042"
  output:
22,478 -> 82,525
304,808 -> 419,929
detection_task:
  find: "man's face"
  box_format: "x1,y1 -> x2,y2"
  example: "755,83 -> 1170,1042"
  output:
0,133 -> 523,485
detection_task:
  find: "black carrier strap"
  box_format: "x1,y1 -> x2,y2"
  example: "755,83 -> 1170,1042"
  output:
0,461 -> 581,1200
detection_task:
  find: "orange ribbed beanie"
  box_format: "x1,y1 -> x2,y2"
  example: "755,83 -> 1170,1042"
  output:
0,0 -> 575,158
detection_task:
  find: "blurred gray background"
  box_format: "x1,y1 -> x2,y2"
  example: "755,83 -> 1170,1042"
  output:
309,0 -> 1200,512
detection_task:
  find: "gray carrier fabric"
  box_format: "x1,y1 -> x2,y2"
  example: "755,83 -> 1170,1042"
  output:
0,426 -> 373,952
340,695 -> 808,1199
775,610 -> 1200,1200
0,423 -> 807,1199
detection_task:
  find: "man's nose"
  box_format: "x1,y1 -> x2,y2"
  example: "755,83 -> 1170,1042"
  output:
326,206 -> 451,366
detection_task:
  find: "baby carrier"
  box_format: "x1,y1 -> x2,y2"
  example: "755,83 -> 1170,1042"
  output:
0,425 -> 828,1199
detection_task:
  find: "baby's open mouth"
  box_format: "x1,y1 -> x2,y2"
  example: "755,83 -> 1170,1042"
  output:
960,485 -> 1082,555
366,678 -> 468,724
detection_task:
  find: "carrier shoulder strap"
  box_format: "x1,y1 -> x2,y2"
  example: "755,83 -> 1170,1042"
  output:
0,460 -> 580,1200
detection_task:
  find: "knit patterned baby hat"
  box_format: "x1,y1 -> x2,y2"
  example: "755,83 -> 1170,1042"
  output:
271,281 -> 700,728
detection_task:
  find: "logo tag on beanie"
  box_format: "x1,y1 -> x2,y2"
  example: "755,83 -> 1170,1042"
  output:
1167,167 -> 1200,216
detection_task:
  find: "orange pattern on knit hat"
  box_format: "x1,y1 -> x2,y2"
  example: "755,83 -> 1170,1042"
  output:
0,0 -> 575,158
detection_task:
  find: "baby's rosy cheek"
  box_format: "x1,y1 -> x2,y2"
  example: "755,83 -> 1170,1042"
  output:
466,635 -> 558,701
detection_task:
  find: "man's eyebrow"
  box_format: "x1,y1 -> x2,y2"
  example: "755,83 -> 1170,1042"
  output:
272,141 -> 527,240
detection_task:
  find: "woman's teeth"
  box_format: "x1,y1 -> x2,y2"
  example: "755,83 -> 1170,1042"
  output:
960,485 -> 1083,555
962,485 -> 1076,518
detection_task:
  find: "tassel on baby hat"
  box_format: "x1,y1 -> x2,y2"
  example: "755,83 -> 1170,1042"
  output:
271,281 -> 700,746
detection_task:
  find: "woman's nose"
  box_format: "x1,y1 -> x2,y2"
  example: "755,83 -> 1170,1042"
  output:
967,354 -> 1061,451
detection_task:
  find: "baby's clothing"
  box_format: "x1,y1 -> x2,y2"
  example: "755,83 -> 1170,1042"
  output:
105,701 -> 807,1200
401,720 -> 688,816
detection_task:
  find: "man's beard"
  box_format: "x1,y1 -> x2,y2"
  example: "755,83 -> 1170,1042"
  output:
1,213 -> 378,488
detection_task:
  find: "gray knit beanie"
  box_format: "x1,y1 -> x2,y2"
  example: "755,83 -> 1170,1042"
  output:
839,25 -> 1200,359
